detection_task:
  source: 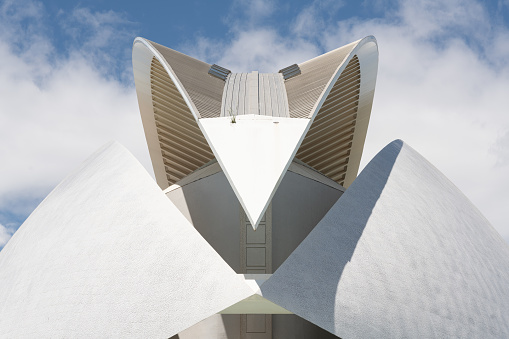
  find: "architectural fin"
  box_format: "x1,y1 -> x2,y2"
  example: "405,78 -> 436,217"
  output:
199,115 -> 309,230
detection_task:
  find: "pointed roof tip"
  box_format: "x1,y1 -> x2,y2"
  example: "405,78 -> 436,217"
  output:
240,195 -> 267,231
246,210 -> 264,231
376,139 -> 405,156
104,140 -> 122,148
390,138 -> 404,148
361,35 -> 377,43
79,140 -> 130,171
199,116 -> 309,235
92,141 -> 134,161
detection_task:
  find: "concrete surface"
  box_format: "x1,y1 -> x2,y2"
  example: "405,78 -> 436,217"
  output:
262,140 -> 509,338
0,142 -> 253,338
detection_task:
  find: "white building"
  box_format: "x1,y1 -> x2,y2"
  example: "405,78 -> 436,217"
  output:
0,36 -> 508,339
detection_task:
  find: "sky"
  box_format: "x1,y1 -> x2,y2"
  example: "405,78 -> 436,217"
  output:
0,0 -> 508,249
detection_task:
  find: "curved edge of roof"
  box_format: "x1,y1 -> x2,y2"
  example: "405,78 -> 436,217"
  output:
132,37 -> 203,189
307,35 -> 379,187
306,36 -> 378,120
133,37 -> 202,120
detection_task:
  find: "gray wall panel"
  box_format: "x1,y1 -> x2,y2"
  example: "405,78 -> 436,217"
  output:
167,169 -> 343,275
167,172 -> 242,273
272,171 -> 343,270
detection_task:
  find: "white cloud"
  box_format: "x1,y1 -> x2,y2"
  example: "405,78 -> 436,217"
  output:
0,2 -> 152,230
398,0 -> 489,39
182,28 -> 320,72
59,7 -> 137,82
229,0 -> 275,26
321,0 -> 509,243
493,130 -> 509,167
292,0 -> 346,40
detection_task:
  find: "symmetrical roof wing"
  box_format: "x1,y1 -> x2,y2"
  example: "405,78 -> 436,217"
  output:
295,36 -> 378,187
133,38 -> 216,188
133,36 -> 378,228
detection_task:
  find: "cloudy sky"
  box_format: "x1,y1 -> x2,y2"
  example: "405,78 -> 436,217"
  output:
1,0 -> 508,249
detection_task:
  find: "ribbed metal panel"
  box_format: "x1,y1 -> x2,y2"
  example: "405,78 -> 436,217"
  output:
150,41 -> 224,118
221,72 -> 289,117
258,73 -> 289,117
296,55 -> 361,186
150,58 -> 214,186
221,73 -> 249,116
285,41 -> 357,119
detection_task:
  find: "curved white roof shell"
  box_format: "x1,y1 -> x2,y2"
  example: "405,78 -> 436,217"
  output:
1,139 -> 507,337
0,142 -> 254,338
132,36 -> 378,228
261,140 -> 509,338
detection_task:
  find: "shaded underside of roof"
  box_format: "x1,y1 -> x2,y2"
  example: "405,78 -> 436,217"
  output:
296,55 -> 361,186
150,57 -> 214,186
285,40 -> 358,119
150,41 -> 224,118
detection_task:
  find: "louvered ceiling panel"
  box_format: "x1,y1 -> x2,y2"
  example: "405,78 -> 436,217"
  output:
285,40 -> 358,118
150,41 -> 224,118
296,55 -> 361,186
150,58 -> 214,186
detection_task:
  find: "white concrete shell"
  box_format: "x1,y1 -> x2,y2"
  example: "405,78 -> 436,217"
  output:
5,33 -> 507,338
132,36 -> 378,229
0,142 -> 253,338
261,140 -> 509,338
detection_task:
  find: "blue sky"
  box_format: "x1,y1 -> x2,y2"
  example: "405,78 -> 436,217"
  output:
1,0 -> 509,249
